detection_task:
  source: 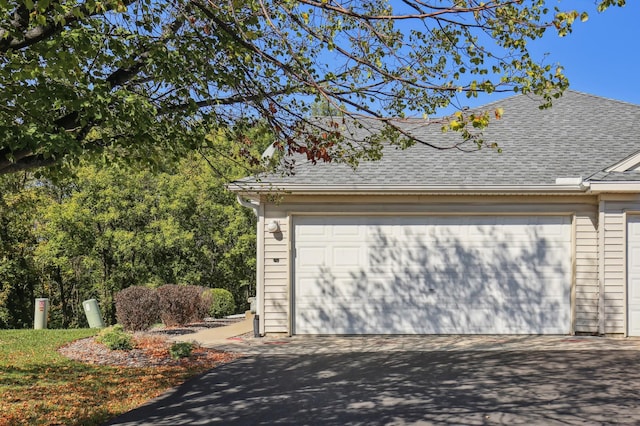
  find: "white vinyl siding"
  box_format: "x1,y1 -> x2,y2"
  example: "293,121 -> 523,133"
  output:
262,210 -> 289,334
574,213 -> 599,332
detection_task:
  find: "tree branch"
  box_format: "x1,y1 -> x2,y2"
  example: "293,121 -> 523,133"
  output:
0,153 -> 57,174
295,0 -> 512,21
0,0 -> 138,52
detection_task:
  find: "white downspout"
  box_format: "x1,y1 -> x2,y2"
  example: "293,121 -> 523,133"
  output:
236,195 -> 264,336
236,195 -> 259,216
257,204 -> 266,336
598,196 -> 605,335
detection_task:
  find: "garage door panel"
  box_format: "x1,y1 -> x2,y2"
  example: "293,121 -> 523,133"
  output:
294,215 -> 571,335
391,263 -> 567,281
299,274 -> 568,301
296,247 -> 330,275
298,278 -> 374,298
402,244 -> 566,272
628,216 -> 640,336
630,246 -> 640,273
297,245 -> 327,261
296,223 -> 328,236
332,246 -> 365,268
296,299 -> 570,335
298,269 -> 569,297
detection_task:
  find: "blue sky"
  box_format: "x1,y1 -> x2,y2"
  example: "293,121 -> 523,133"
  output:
537,1 -> 640,104
438,1 -> 640,114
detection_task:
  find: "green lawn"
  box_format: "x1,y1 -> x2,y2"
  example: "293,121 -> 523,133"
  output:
0,329 -> 231,425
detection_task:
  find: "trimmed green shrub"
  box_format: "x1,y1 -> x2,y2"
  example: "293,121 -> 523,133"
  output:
192,285 -> 211,320
200,289 -> 214,319
169,342 -> 194,359
96,325 -> 134,351
204,288 -> 236,318
157,284 -> 207,327
115,286 -> 160,331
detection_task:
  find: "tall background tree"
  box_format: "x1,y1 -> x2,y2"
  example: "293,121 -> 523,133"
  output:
0,132 -> 263,328
0,174 -> 42,328
0,0 -> 625,175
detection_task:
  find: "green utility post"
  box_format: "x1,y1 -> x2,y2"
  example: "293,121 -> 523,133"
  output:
34,298 -> 49,329
82,299 -> 105,328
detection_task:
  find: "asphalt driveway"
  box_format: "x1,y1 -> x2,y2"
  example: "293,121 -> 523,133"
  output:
105,349 -> 640,425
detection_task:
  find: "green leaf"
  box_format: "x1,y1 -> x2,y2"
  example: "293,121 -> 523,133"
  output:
0,0 -> 589,175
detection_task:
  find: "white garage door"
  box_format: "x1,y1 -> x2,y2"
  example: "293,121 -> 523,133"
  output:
294,215 -> 572,335
628,216 -> 640,336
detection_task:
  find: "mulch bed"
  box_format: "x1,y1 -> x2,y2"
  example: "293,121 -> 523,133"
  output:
58,327 -> 242,369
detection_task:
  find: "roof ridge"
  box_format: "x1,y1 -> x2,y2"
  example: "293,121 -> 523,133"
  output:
564,89 -> 640,108
314,90 -> 640,123
454,90 -> 640,118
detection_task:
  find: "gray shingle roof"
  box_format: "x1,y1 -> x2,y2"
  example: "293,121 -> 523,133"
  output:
238,91 -> 640,189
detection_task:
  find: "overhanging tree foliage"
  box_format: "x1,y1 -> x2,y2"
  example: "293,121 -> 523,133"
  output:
0,0 -> 625,174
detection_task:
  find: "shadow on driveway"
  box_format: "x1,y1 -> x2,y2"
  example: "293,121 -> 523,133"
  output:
105,350 -> 640,425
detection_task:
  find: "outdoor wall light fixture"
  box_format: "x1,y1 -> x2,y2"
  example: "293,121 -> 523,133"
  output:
266,220 -> 280,233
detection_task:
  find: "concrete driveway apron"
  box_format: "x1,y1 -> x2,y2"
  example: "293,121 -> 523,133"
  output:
105,336 -> 640,425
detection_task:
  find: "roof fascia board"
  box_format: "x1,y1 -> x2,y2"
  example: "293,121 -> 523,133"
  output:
588,182 -> 640,193
231,183 -> 587,195
604,151 -> 640,172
